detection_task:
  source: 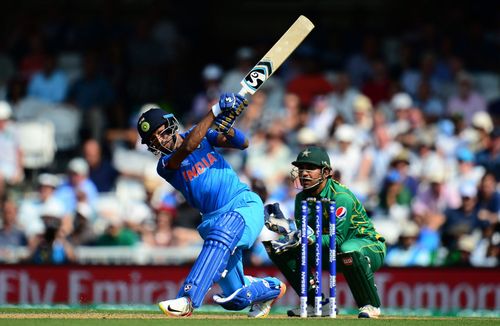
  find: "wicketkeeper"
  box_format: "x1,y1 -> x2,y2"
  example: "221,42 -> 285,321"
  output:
263,146 -> 386,318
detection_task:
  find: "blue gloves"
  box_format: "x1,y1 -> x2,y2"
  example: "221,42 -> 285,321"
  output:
213,92 -> 248,133
218,92 -> 248,115
214,112 -> 236,134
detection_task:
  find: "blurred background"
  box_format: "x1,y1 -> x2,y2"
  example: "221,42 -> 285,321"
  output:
0,0 -> 499,313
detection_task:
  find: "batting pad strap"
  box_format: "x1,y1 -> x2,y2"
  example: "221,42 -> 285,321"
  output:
338,251 -> 381,308
178,211 -> 245,308
213,277 -> 283,311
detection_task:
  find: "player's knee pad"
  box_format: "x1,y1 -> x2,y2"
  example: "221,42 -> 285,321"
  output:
213,277 -> 283,311
338,251 -> 381,307
178,211 -> 245,308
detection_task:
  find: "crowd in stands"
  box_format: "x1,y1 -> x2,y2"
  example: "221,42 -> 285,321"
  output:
0,5 -> 499,268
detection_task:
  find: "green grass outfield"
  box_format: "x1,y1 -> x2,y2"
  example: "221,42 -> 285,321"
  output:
0,306 -> 499,326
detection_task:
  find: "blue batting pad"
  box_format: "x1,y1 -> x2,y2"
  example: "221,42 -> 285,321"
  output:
178,211 -> 245,308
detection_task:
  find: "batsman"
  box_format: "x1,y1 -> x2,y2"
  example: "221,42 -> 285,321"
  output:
263,146 -> 386,318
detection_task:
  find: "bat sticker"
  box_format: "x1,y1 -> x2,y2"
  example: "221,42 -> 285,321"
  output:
242,60 -> 273,92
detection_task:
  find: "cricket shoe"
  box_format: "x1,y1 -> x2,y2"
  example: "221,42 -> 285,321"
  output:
248,282 -> 287,318
358,305 -> 381,318
158,296 -> 193,317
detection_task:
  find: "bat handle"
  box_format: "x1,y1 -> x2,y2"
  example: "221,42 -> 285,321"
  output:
238,87 -> 249,97
211,88 -> 249,115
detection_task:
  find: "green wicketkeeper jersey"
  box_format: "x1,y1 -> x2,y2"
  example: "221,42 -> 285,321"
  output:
294,178 -> 384,249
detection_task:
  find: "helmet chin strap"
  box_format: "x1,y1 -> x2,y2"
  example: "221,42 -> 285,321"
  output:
300,176 -> 323,190
300,167 -> 330,190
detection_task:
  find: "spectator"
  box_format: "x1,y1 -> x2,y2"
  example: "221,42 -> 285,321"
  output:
68,203 -> 96,246
412,169 -> 461,232
470,224 -> 500,267
286,49 -> 333,108
328,124 -> 362,187
379,169 -> 412,219
26,51 -> 68,103
26,205 -> 76,264
221,47 -> 259,94
142,204 -> 176,247
189,64 -> 223,125
361,60 -> 392,106
0,101 -> 23,198
446,72 -> 486,127
54,157 -> 99,215
385,221 -> 432,266
17,173 -> 68,244
82,139 -> 119,193
387,92 -> 412,138
65,51 -> 115,141
95,212 -> 140,246
389,150 -> 419,196
306,95 -> 336,143
0,198 -> 27,247
449,147 -> 485,188
476,127 -> 500,180
441,182 -> 489,250
246,127 -> 293,194
476,172 -> 500,225
327,72 -> 360,124
414,79 -> 445,121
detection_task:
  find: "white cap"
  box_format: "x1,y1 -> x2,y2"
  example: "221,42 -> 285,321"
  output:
68,157 -> 89,175
459,182 -> 477,198
472,111 -> 493,133
38,173 -> 60,188
0,101 -> 12,120
202,64 -> 223,81
391,92 -> 413,110
76,202 -> 93,220
40,199 -> 65,218
335,124 -> 355,142
400,221 -> 419,238
297,127 -> 319,145
353,94 -> 373,112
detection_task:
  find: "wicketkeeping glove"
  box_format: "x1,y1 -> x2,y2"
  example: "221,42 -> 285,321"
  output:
264,203 -> 297,235
269,226 -> 315,254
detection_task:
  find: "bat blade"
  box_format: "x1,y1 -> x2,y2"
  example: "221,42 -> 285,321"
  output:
239,15 -> 315,96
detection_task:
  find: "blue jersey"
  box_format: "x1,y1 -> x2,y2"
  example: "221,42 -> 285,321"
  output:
157,128 -> 249,214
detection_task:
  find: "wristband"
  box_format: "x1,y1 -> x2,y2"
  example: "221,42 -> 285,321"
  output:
227,128 -> 246,149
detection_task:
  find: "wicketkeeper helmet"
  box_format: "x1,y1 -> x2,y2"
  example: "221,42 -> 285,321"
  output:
292,146 -> 331,169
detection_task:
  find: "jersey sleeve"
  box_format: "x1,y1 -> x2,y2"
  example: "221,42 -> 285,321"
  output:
206,128 -> 219,146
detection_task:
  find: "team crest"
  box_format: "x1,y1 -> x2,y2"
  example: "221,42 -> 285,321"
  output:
335,206 -> 347,219
140,121 -> 150,132
242,60 -> 273,94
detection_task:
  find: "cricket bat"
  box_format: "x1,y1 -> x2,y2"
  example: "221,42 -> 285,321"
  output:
213,15 -> 315,113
